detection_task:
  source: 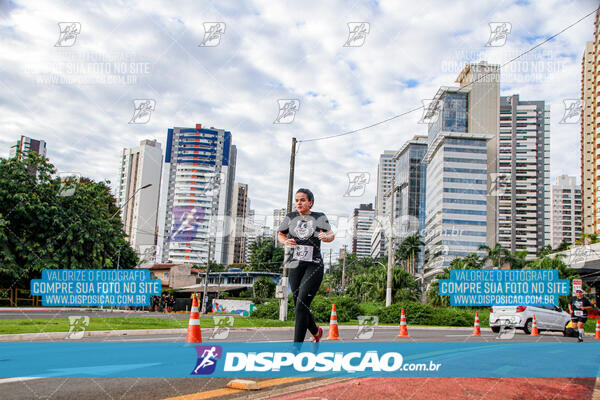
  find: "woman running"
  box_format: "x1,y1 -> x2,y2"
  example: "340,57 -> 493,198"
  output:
569,289 -> 593,342
278,188 -> 335,343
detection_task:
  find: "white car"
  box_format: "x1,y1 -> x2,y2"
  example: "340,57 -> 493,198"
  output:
489,305 -> 571,335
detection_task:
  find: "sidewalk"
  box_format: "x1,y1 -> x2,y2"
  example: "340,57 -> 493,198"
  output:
266,377 -> 598,400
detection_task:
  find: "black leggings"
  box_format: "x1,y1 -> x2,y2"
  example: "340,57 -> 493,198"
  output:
288,261 -> 324,342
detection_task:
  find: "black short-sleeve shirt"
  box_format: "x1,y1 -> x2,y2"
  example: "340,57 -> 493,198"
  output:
570,296 -> 592,317
278,211 -> 331,262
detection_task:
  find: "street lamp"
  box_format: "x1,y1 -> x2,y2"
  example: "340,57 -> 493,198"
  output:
110,183 -> 153,220
386,186 -> 400,307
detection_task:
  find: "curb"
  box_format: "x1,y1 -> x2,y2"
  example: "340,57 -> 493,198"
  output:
0,325 -> 491,341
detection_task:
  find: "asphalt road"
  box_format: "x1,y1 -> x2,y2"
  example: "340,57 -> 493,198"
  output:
0,326 -> 583,400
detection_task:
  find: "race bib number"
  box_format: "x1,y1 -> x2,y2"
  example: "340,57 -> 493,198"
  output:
574,310 -> 583,317
293,245 -> 313,262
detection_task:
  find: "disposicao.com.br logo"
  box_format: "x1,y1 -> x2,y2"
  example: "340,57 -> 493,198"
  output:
191,347 -> 441,375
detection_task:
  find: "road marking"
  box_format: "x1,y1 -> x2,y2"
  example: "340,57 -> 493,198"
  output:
0,377 -> 43,385
445,334 -> 494,337
162,377 -> 309,399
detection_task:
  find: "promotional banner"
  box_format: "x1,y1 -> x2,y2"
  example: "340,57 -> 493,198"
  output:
1,342 -> 599,378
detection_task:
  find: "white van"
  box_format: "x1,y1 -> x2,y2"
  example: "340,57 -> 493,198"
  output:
489,305 -> 571,334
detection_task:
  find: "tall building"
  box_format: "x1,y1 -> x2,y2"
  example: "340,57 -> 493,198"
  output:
116,139 -> 163,261
498,95 -> 551,257
393,136 -> 428,235
392,135 -> 428,271
551,175 -> 582,248
375,150 -> 397,218
9,135 -> 47,160
352,203 -> 375,257
422,62 -> 499,282
581,9 -> 600,234
371,150 -> 396,259
227,183 -> 249,265
273,208 -> 287,247
157,124 -> 236,265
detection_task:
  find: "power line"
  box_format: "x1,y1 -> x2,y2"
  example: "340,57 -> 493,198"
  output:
299,6 -> 599,143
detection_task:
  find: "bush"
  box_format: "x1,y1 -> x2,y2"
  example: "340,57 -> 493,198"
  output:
375,302 -> 474,327
251,296 -> 295,320
238,289 -> 252,298
310,296 -> 361,323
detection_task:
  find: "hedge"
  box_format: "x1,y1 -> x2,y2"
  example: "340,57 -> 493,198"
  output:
252,296 -> 486,327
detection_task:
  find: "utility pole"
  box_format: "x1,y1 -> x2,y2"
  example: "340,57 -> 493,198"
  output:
279,137 -> 296,321
341,245 -> 347,292
201,242 -> 212,314
386,188 -> 396,307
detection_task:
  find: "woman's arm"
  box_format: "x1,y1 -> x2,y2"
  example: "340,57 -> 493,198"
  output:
318,230 -> 335,243
278,231 -> 296,247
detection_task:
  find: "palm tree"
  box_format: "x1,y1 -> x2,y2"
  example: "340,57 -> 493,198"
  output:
462,253 -> 483,269
396,234 -> 425,274
478,244 -> 510,268
507,250 -> 528,269
576,233 -> 599,246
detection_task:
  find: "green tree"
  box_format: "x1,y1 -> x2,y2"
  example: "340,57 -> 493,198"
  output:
246,237 -> 284,272
395,234 -> 424,274
0,154 -> 137,287
507,250 -> 529,269
528,252 -> 580,309
478,244 -> 510,268
253,276 -> 276,298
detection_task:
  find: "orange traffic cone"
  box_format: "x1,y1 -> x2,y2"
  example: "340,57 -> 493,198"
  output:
594,319 -> 600,340
472,311 -> 481,336
326,304 -> 340,340
186,294 -> 202,343
530,314 -> 539,336
397,308 -> 410,338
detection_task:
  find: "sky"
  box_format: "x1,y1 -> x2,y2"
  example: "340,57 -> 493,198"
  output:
0,0 -> 598,257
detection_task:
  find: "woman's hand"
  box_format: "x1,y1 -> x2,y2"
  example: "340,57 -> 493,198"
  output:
318,231 -> 334,242
283,238 -> 297,247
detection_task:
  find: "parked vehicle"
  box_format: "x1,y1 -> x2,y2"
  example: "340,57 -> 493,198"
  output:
489,305 -> 571,335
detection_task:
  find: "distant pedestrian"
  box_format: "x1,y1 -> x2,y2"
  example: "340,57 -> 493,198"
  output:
569,289 -> 593,342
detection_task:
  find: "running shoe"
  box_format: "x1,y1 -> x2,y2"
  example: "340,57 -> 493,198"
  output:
312,326 -> 323,342
578,336 -> 583,343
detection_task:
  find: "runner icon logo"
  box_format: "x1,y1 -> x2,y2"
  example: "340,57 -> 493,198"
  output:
191,345 -> 223,375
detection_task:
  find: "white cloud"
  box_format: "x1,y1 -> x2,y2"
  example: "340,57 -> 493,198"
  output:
0,0 -> 597,254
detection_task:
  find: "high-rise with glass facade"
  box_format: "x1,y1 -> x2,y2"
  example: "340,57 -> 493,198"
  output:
157,124 -> 236,265
392,135 -> 428,272
422,62 -> 499,282
352,203 -> 375,257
